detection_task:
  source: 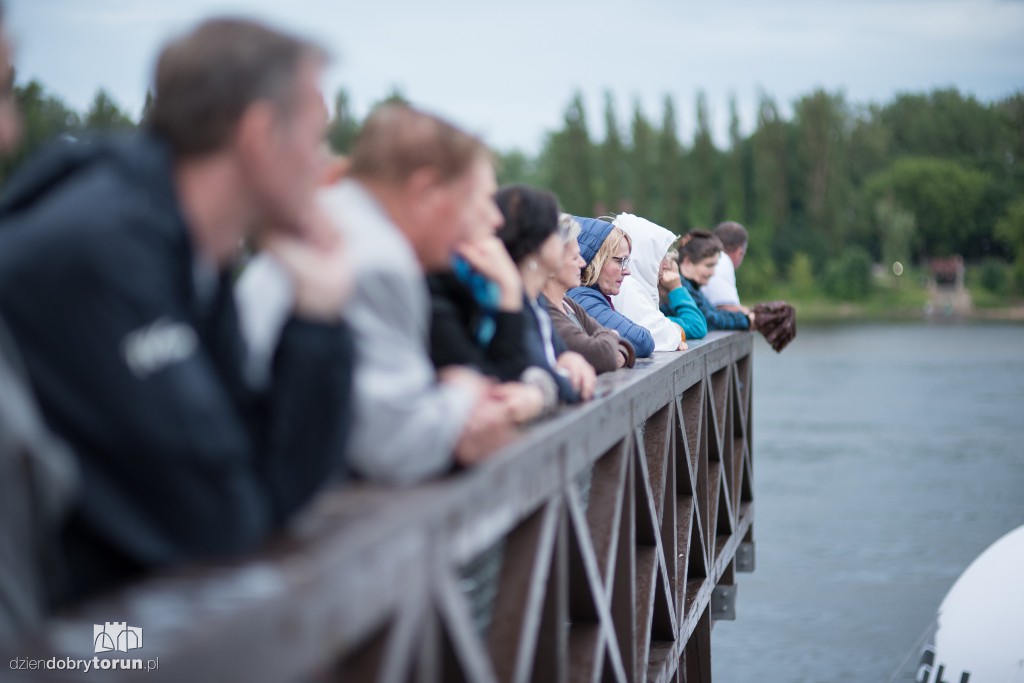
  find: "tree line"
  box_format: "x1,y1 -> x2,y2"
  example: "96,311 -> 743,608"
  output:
505,88 -> 1024,299
3,80 -> 1023,299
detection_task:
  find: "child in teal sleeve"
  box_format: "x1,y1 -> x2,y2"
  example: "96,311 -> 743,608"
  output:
658,248 -> 708,340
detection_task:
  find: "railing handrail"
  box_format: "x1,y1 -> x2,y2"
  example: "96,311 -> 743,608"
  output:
9,331 -> 755,683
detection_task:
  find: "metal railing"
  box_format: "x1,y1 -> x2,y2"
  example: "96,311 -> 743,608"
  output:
10,331 -> 755,683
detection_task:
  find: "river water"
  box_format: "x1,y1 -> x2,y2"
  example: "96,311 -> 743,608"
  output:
711,323 -> 1024,682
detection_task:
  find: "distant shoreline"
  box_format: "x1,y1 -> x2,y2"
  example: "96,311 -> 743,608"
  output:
779,302 -> 1024,324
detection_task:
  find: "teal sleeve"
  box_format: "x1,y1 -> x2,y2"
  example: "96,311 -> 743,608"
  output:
666,287 -> 708,340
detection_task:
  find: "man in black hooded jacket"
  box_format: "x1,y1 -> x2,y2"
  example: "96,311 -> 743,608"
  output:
0,1 -> 78,646
0,19 -> 354,606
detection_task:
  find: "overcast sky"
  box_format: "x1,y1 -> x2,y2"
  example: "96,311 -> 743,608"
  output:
7,0 -> 1024,153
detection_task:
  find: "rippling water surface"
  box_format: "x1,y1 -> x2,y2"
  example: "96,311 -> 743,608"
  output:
711,323 -> 1024,683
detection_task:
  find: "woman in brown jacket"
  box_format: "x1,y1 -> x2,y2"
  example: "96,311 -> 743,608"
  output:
542,215 -> 636,374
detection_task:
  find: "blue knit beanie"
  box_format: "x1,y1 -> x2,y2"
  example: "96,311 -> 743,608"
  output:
573,216 -> 615,266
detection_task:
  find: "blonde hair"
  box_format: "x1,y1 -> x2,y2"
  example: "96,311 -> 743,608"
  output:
581,226 -> 631,287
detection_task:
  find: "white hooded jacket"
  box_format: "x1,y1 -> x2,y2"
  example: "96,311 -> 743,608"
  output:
610,213 -> 684,351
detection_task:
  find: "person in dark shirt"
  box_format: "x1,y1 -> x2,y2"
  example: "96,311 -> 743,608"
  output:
677,230 -> 755,331
0,18 -> 354,606
495,185 -> 596,403
428,184 -> 596,413
428,232 -> 533,386
0,2 -> 78,646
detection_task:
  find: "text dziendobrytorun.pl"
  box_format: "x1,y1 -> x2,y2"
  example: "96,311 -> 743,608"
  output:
10,656 -> 159,672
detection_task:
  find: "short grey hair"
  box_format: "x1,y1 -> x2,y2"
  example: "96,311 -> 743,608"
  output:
558,213 -> 581,244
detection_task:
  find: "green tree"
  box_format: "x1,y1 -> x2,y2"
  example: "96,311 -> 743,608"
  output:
83,89 -> 134,131
326,88 -> 360,154
540,93 -> 595,215
0,80 -> 81,184
793,90 -> 850,251
822,247 -> 873,301
975,259 -> 1011,294
657,95 -> 685,231
140,89 -> 154,122
628,99 -> 656,219
845,104 -> 892,247
722,95 -> 746,222
750,92 -> 789,239
687,91 -> 718,228
880,89 -> 1004,172
846,104 -> 890,187
374,86 -> 410,108
787,251 -> 816,297
738,255 -> 776,299
496,149 -> 538,186
874,197 -> 916,269
865,157 -> 993,258
995,198 -> 1024,289
597,91 -> 626,214
995,93 -> 1024,195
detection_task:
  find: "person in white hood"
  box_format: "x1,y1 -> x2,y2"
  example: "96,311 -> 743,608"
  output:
611,213 -> 706,351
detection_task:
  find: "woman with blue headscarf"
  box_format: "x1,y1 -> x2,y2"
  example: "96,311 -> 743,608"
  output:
566,217 -> 656,358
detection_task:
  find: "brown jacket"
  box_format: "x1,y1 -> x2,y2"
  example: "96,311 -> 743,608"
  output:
545,296 -> 636,374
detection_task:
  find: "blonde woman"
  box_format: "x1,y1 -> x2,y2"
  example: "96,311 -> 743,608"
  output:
543,214 -> 636,373
565,217 -> 655,358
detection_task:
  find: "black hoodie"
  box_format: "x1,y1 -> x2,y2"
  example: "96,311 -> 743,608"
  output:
0,133 -> 354,606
